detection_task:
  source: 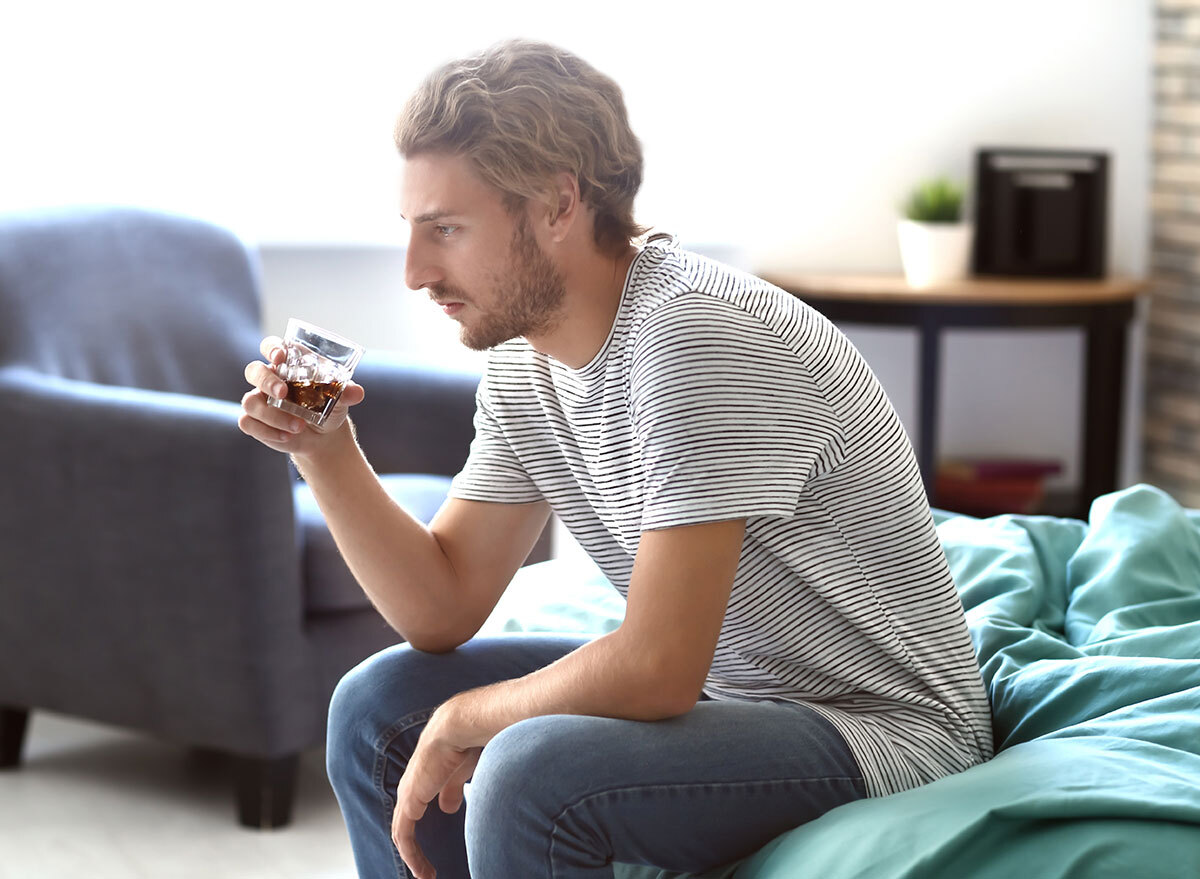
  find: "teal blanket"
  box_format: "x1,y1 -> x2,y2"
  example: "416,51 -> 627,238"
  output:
570,485 -> 1199,877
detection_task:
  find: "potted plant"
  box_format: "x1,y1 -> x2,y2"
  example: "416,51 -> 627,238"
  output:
897,177 -> 973,288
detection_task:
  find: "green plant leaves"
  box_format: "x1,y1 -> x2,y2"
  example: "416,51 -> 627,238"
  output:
902,177 -> 964,223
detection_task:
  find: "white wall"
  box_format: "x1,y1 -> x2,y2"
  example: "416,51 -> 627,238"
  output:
5,0 -> 1152,490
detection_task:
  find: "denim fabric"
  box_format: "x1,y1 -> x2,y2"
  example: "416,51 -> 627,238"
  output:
327,636 -> 866,879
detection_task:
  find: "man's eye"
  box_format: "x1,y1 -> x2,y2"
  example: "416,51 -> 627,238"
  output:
434,225 -> 458,238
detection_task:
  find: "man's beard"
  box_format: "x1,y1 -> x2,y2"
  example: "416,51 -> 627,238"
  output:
433,215 -> 567,351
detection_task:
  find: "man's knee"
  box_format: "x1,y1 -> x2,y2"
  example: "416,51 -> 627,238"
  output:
469,715 -> 600,823
467,715 -> 613,869
326,642 -> 493,781
329,648 -> 393,739
326,644 -> 427,784
326,652 -> 379,788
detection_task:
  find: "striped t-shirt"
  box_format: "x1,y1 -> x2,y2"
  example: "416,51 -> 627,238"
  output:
449,236 -> 994,797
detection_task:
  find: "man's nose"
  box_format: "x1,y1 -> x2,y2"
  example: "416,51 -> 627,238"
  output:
404,237 -> 442,292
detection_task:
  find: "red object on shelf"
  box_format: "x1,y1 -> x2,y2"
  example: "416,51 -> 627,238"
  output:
938,457 -> 1064,481
934,473 -> 1047,516
934,456 -> 1063,516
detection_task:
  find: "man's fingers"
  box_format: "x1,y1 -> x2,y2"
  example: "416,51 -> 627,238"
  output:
304,382 -> 364,435
399,837 -> 436,879
237,409 -> 299,450
237,390 -> 307,446
259,335 -> 285,362
240,335 -> 363,451
390,725 -> 479,878
392,803 -> 436,879
243,361 -> 288,399
339,381 -> 365,407
437,748 -> 480,815
241,389 -> 306,434
437,785 -> 463,816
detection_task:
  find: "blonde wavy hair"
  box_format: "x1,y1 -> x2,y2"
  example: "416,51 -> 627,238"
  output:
395,39 -> 649,256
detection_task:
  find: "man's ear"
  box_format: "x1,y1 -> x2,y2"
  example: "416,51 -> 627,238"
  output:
542,171 -> 581,242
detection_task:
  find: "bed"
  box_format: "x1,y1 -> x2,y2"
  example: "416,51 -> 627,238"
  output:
482,483 -> 1200,878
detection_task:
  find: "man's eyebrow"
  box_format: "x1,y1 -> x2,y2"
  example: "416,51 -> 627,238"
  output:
401,210 -> 459,224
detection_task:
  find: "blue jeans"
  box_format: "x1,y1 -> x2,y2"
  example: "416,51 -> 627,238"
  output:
326,635 -> 866,879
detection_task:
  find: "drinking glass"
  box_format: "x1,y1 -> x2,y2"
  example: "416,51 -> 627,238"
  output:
266,318 -> 365,427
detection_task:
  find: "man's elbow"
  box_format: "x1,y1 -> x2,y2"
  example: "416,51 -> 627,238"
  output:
387,604 -> 484,655
653,688 -> 703,720
403,636 -> 464,655
636,657 -> 708,719
394,619 -> 475,654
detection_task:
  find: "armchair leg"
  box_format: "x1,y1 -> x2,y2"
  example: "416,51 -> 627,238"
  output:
1,706 -> 30,768
233,753 -> 299,829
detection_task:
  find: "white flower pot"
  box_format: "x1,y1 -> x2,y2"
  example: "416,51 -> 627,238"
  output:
897,220 -> 974,289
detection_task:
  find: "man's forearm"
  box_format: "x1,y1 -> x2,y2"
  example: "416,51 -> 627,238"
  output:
438,629 -> 703,749
430,520 -> 745,749
291,422 -> 463,644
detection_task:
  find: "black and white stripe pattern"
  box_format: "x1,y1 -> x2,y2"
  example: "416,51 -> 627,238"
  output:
450,239 -> 994,797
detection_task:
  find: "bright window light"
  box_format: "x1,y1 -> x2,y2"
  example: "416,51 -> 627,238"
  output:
2,0 -> 1147,274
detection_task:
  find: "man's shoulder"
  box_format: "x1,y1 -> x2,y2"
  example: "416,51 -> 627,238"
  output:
626,243 -> 815,355
632,240 -> 803,323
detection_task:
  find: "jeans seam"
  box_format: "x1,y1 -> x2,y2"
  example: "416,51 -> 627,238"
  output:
546,775 -> 865,877
373,708 -> 437,879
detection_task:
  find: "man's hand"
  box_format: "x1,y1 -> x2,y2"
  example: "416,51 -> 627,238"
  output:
238,336 -> 365,457
392,702 -> 483,879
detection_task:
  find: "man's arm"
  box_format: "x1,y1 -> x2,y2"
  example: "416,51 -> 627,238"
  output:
239,338 -> 550,651
446,517 -> 745,724
391,517 -> 746,877
292,425 -> 551,650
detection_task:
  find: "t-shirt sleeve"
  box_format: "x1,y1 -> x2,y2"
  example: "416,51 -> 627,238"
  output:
448,371 -> 544,504
630,293 -> 845,530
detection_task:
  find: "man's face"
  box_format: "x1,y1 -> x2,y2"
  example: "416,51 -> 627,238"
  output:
401,153 -> 566,351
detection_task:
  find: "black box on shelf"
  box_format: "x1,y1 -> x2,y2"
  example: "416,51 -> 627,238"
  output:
972,147 -> 1109,278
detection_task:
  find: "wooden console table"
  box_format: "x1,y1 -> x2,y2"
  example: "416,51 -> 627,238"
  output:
756,273 -> 1148,519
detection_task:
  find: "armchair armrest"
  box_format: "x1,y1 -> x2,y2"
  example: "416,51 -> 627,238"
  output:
0,367 -> 308,717
0,364 -> 298,599
347,351 -> 482,477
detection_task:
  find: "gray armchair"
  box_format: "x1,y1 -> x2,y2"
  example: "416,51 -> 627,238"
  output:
0,206 -> 534,827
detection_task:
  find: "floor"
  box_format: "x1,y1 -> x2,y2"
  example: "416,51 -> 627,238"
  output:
0,711 -> 357,879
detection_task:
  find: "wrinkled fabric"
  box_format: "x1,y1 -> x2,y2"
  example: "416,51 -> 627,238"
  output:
617,484 -> 1200,879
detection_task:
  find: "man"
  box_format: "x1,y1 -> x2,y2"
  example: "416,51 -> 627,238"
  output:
239,39 -> 993,879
